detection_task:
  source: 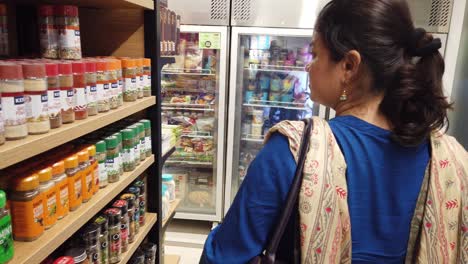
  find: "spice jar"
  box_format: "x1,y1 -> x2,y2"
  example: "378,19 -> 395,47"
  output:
81,223 -> 101,264
142,59 -> 151,97
85,61 -> 98,116
72,62 -> 88,120
65,155 -> 82,211
77,150 -> 92,203
136,123 -> 146,162
121,129 -> 136,172
0,92 -> 4,145
142,243 -> 156,264
121,59 -> 137,102
38,167 -> 58,229
112,200 -> 129,252
107,60 -> 119,110
96,140 -> 108,189
140,119 -> 152,157
9,173 -> 44,241
46,63 -> 62,128
133,181 -> 146,226
65,247 -> 89,264
94,215 -> 109,264
0,190 -> 13,263
22,63 -> 50,135
120,193 -> 137,241
59,62 -> 75,123
113,132 -> 124,177
128,125 -> 141,166
115,60 -> 123,107
126,187 -> 140,232
0,63 -> 27,140
52,160 -> 69,219
87,145 -> 99,195
105,136 -> 119,183
96,61 -> 110,113
104,208 -> 121,264
135,59 -> 144,99
56,6 -> 82,60
39,5 -> 59,59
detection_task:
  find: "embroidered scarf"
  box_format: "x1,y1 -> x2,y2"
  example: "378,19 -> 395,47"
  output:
266,117 -> 468,264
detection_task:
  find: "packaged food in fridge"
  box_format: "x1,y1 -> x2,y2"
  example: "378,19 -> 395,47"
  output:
187,174 -> 213,208
196,117 -> 214,132
196,93 -> 215,105
170,95 -> 191,104
172,172 -> 188,200
184,43 -> 203,72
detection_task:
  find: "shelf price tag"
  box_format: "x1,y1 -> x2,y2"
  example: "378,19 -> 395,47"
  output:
199,33 -> 221,50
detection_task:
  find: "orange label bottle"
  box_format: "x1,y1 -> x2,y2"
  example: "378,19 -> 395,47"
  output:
87,145 -> 99,195
78,151 -> 92,203
65,156 -> 82,211
52,161 -> 69,219
38,167 -> 58,229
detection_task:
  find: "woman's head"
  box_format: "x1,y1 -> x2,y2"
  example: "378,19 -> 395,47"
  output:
308,0 -> 452,146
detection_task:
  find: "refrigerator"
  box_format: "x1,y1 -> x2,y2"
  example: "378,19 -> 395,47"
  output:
224,27 -> 328,213
161,25 -> 228,222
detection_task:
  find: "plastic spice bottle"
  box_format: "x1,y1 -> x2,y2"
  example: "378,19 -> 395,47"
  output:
87,145 -> 99,195
121,129 -> 136,172
22,63 -> 50,135
136,123 -> 146,162
135,59 -> 144,99
120,193 -> 137,240
72,62 -> 88,120
81,223 -> 101,264
38,167 -> 58,229
112,200 -> 129,252
64,247 -> 89,264
142,59 -> 151,97
105,136 -> 120,183
128,125 -> 141,166
104,208 -> 122,264
95,61 -> 110,113
94,215 -> 109,264
0,190 -> 13,263
84,61 -> 98,116
132,181 -> 146,226
65,155 -> 82,211
9,173 -> 44,241
46,63 -> 62,128
56,6 -> 82,60
115,59 -> 123,107
162,174 -> 176,202
126,187 -> 140,232
52,160 -> 69,219
107,60 -> 119,110
77,150 -> 92,203
113,132 -> 124,177
38,5 -> 58,59
95,140 -> 108,189
139,119 -> 152,157
121,59 -> 137,102
58,62 -> 75,124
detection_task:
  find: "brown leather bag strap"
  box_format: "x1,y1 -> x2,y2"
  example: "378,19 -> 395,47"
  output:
264,118 -> 313,262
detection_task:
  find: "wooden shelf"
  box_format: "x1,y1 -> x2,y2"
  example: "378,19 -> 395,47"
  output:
0,97 -> 156,169
12,155 -> 155,264
165,255 -> 181,264
120,213 -> 157,264
10,0 -> 154,10
162,199 -> 181,232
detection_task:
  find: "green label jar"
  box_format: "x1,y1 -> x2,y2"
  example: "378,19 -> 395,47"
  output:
0,190 -> 14,263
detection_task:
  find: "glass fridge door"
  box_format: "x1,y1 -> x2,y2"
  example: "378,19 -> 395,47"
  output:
162,26 -> 227,222
225,27 -> 326,213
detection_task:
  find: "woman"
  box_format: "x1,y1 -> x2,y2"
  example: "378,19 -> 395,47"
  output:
201,0 -> 468,263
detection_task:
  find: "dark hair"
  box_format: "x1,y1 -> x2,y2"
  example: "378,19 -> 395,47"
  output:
316,0 -> 452,146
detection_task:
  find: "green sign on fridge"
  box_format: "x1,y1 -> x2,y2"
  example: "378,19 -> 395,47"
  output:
199,33 -> 221,49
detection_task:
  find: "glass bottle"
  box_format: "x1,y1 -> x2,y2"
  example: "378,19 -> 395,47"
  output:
38,167 -> 57,229
45,63 -> 62,128
65,155 -> 82,211
85,61 -> 98,116
0,190 -> 13,263
112,200 -> 129,252
72,62 -> 88,120
104,208 -> 121,264
22,63 -> 50,135
96,140 -> 108,188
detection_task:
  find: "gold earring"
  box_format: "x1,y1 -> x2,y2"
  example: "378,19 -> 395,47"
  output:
340,89 -> 348,101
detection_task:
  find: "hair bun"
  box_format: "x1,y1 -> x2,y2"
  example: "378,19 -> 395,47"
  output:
409,28 -> 442,57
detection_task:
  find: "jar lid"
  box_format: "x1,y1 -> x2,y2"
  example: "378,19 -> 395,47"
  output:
115,59 -> 122,70
95,140 -> 107,153
55,5 -> 79,17
112,199 -> 128,215
136,58 -> 143,67
53,256 -> 74,264
143,58 -> 151,67
94,215 -> 108,232
120,193 -> 136,209
39,5 -> 54,16
162,184 -> 168,194
52,161 -> 65,176
84,61 -> 96,73
162,174 -> 174,181
65,155 -> 79,169
72,62 -> 85,74
121,59 -> 136,68
106,60 -> 116,71
0,190 -> 6,208
113,132 -> 122,144
58,62 -> 72,75
105,136 -> 118,149
95,60 -> 108,72
140,119 -> 151,129
77,151 -> 89,163
10,173 -> 40,192
0,63 -> 23,80
127,186 -> 140,196
38,167 -> 53,183
104,208 -> 121,226
127,125 -> 139,137
87,145 -> 96,157
64,247 -> 87,263
136,123 -> 144,137
133,180 -> 145,194
121,129 -> 134,141
45,63 -> 59,77
22,63 -> 46,78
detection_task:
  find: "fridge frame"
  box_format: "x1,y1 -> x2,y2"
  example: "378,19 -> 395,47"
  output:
166,25 -> 229,222
224,26 -> 327,215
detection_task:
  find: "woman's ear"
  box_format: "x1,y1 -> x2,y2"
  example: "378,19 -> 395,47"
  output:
341,50 -> 362,82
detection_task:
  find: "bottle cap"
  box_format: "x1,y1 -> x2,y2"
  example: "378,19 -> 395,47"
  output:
72,62 -> 85,74
127,186 -> 140,197
105,136 -> 118,149
121,59 -> 136,68
0,63 -> 23,80
65,155 -> 79,169
55,5 -> 78,17
94,215 -> 108,232
84,61 -> 96,73
45,63 -> 59,77
121,129 -> 134,141
53,256 -> 74,264
136,123 -> 144,138
77,151 -> 89,163
162,174 -> 173,182
104,208 -> 122,226
95,60 -> 108,72
0,4 -> 6,16
0,190 -> 6,208
87,145 -> 96,157
39,5 -> 54,17
120,193 -> 136,209
143,58 -> 151,67
112,199 -> 128,215
58,62 -> 72,75
22,63 -> 46,78
136,58 -> 143,67
10,173 -> 40,192
38,167 -> 53,182
133,180 -> 145,194
113,132 -> 122,144
140,119 -> 151,129
52,161 -> 65,176
95,140 -> 107,153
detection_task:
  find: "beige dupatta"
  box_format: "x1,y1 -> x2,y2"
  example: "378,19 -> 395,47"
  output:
266,117 -> 468,264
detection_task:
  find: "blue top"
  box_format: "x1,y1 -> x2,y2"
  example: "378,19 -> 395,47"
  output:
201,116 -> 429,264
